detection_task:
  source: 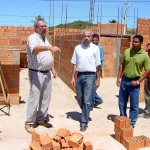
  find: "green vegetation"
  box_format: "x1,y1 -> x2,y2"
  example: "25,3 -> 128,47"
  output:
53,20 -> 96,29
109,19 -> 117,23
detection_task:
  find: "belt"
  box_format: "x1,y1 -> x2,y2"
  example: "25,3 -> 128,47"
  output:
29,68 -> 49,73
122,75 -> 140,80
78,72 -> 95,76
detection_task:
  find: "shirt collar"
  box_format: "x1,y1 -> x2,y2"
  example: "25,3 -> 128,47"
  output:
131,48 -> 144,54
81,41 -> 91,48
35,32 -> 44,40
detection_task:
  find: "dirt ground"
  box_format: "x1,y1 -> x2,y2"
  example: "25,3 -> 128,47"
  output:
0,68 -> 150,150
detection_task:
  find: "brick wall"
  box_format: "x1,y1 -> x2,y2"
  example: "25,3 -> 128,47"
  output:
54,34 -> 81,91
137,19 -> 150,101
0,26 -> 34,105
87,23 -> 124,35
53,34 -> 131,91
137,18 -> 150,39
1,18 -> 150,104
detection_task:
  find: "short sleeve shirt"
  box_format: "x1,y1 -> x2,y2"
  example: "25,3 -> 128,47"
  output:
71,42 -> 101,72
122,48 -> 150,78
27,32 -> 53,70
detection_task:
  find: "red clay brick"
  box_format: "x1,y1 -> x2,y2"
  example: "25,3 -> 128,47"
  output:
83,141 -> 93,150
120,126 -> 133,137
73,148 -> 83,150
61,139 -> 69,149
68,132 -> 84,148
39,134 -> 53,150
144,137 -> 150,147
52,140 -> 61,150
115,133 -> 121,143
32,132 -> 40,142
30,141 -> 43,150
124,137 -> 140,150
56,128 -> 71,138
114,116 -> 126,128
134,136 -> 145,148
114,125 -> 121,135
64,136 -> 71,143
53,135 -> 61,144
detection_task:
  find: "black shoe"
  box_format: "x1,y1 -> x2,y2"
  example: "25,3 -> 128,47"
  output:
94,101 -> 103,107
89,117 -> 92,121
80,126 -> 87,131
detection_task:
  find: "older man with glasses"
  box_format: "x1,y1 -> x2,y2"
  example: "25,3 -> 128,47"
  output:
25,18 -> 61,133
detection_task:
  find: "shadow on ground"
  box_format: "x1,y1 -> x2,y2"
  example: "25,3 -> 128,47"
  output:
65,111 -> 80,122
19,96 -> 26,104
110,134 -> 115,139
107,114 -> 118,122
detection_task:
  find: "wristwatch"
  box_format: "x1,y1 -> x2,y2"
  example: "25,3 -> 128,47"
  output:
136,80 -> 140,85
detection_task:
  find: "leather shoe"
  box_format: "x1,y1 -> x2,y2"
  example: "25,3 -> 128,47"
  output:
37,121 -> 53,128
25,124 -> 35,134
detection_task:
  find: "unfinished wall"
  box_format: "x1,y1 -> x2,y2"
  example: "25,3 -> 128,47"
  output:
87,23 -> 124,35
53,34 -> 131,92
137,18 -> 150,40
0,26 -> 34,105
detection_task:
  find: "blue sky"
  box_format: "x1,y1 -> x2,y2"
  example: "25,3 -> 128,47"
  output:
0,0 -> 149,28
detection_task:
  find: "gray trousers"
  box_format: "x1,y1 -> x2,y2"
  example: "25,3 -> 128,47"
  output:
25,70 -> 52,125
144,78 -> 150,114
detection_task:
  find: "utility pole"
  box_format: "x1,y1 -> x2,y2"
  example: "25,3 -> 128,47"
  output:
89,0 -> 95,24
97,5 -> 102,34
123,0 -> 130,35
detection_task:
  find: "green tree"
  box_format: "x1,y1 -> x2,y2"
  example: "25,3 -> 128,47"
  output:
109,19 -> 117,23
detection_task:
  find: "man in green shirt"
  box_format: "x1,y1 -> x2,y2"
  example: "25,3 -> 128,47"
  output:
116,35 -> 150,127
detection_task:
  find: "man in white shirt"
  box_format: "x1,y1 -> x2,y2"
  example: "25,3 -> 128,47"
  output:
25,18 -> 61,133
71,29 -> 101,131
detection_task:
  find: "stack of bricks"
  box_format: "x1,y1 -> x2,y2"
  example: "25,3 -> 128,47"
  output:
114,116 -> 150,150
30,128 -> 93,150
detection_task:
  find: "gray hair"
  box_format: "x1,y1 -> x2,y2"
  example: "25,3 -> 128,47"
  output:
34,18 -> 45,27
81,28 -> 93,36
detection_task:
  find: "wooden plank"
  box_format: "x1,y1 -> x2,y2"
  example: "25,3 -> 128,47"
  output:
0,62 -> 10,115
